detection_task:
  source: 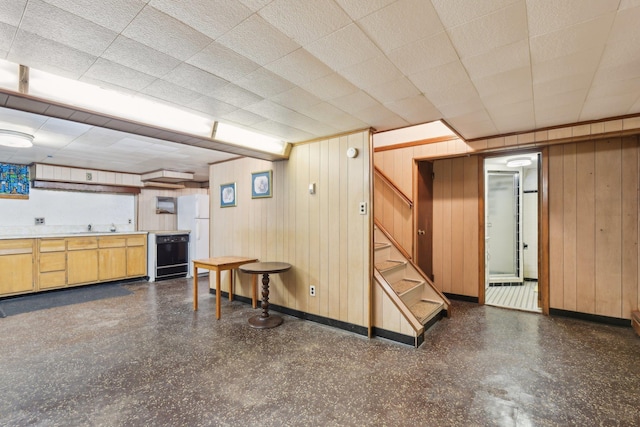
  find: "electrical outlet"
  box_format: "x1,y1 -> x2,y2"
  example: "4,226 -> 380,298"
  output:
128,219 -> 132,224
86,172 -> 92,181
359,202 -> 367,215
34,217 -> 45,225
310,285 -> 316,297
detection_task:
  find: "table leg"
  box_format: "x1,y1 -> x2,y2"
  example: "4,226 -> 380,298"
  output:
216,269 -> 221,320
229,269 -> 234,301
251,274 -> 257,308
193,264 -> 198,311
248,273 -> 283,329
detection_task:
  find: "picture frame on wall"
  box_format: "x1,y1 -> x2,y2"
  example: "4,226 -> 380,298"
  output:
220,182 -> 237,207
251,170 -> 272,199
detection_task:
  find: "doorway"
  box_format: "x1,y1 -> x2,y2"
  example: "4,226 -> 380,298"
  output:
484,153 -> 541,312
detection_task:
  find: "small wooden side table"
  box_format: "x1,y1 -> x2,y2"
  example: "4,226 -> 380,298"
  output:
192,256 -> 258,319
239,262 -> 292,329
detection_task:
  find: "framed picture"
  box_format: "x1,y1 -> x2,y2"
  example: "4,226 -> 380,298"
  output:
220,182 -> 237,207
251,170 -> 272,198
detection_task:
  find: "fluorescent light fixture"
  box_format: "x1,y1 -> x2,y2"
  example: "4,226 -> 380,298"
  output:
214,122 -> 287,154
506,157 -> 532,168
0,59 -> 18,92
0,130 -> 34,148
28,69 -> 214,137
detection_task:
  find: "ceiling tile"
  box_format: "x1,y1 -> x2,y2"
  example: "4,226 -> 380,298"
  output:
265,48 -> 334,86
220,109 -> 266,127
102,36 -> 182,78
8,29 -> 96,78
163,63 -> 229,98
305,23 -> 381,71
387,31 -> 459,76
533,73 -> 593,100
210,83 -> 263,109
82,58 -> 157,91
527,0 -> 619,37
339,55 -> 402,89
431,0 -> 517,28
334,0 -> 395,20
366,77 -> 421,104
237,0 -> 272,12
233,67 -> 295,98
150,0 -> 252,40
186,42 -> 260,83
0,0 -> 27,26
462,39 -> 530,80
358,0 -> 443,53
0,23 -> 17,53
121,6 -> 213,61
187,96 -> 237,117
410,61 -> 478,107
141,79 -> 203,105
270,87 -> 322,111
301,72 -> 359,101
328,90 -> 378,115
20,0 -> 117,56
352,104 -> 409,131
251,119 -> 315,142
529,13 -> 615,63
259,0 -> 351,45
38,0 -> 146,32
532,50 -> 600,84
384,95 -> 442,124
447,1 -> 528,59
216,14 -> 300,66
473,67 -> 532,97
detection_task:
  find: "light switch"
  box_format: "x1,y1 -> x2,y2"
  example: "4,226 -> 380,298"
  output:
309,183 -> 316,194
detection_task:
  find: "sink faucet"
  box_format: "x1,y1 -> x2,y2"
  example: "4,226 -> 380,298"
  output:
110,223 -> 116,232
88,224 -> 92,231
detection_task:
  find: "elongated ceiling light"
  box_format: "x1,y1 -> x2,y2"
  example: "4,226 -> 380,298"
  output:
214,122 -> 287,154
506,157 -> 532,167
0,130 -> 34,148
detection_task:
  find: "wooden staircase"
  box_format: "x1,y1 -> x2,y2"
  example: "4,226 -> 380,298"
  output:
374,225 -> 450,336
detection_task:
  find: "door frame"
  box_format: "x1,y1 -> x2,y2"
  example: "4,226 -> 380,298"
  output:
478,148 -> 549,314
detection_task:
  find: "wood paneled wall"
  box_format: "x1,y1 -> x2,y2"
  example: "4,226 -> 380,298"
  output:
210,130 -> 372,327
432,157 -> 480,297
549,136 -> 639,319
137,187 -> 208,231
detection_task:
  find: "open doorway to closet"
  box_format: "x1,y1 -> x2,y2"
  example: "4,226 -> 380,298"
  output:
484,153 -> 541,313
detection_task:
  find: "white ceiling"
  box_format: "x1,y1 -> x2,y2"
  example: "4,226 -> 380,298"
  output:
1,0 -> 639,181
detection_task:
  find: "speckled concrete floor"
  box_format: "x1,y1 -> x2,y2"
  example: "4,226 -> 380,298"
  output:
1,277 -> 639,426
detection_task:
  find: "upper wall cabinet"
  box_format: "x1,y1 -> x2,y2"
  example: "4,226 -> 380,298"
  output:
31,164 -> 142,187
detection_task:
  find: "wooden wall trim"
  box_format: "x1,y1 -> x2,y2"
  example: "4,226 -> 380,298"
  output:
32,180 -> 141,194
539,147 -> 550,315
374,135 -> 460,152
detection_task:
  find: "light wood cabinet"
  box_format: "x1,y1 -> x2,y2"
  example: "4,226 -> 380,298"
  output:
0,239 -> 35,295
67,237 -> 99,286
0,233 -> 147,297
126,235 -> 147,277
98,236 -> 127,281
39,239 -> 67,290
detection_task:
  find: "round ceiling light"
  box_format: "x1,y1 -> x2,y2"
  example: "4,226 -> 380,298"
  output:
0,130 -> 34,148
506,157 -> 532,168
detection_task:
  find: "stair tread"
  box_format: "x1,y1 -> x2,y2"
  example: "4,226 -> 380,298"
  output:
409,300 -> 443,323
374,242 -> 391,250
375,260 -> 405,272
391,278 -> 422,295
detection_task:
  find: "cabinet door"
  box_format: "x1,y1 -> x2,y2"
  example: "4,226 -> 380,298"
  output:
39,252 -> 66,290
99,247 -> 127,281
67,250 -> 98,285
0,240 -> 35,295
127,246 -> 147,277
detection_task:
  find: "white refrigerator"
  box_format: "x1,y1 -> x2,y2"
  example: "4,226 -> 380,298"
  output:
177,194 -> 210,278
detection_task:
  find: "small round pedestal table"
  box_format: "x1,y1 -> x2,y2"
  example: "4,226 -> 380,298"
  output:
239,262 -> 291,329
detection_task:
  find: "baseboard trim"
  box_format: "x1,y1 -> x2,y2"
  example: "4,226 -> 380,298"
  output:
550,308 -> 631,328
213,290 -> 368,337
444,293 -> 479,303
372,327 -> 422,347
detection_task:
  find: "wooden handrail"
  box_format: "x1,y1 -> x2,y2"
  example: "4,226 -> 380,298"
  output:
374,166 -> 413,208
375,219 -> 412,261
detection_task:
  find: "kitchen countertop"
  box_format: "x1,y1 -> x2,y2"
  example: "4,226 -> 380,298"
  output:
0,231 -> 149,240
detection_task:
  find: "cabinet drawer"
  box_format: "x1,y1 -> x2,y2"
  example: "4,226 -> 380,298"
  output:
67,237 -> 98,250
39,271 -> 66,289
126,235 -> 146,247
40,252 -> 66,272
40,239 -> 66,252
0,239 -> 34,255
99,236 -> 126,248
